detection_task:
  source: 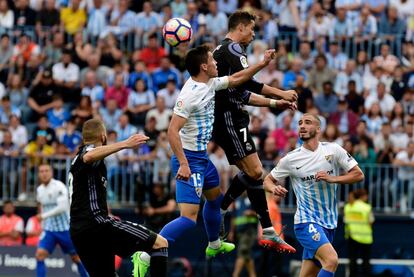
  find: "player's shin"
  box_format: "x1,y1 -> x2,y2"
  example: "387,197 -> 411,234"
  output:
243,177 -> 273,229
221,172 -> 248,211
36,260 -> 46,277
75,261 -> 88,277
149,247 -> 168,277
203,194 -> 223,247
318,269 -> 334,277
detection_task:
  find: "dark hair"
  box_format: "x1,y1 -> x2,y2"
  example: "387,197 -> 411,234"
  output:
3,200 -> 12,205
315,54 -> 327,64
1,33 -> 9,39
228,10 -> 256,31
134,78 -> 147,91
185,45 -> 210,76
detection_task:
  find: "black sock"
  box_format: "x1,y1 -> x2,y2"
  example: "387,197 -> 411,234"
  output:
221,172 -> 247,210
245,178 -> 273,229
150,247 -> 168,277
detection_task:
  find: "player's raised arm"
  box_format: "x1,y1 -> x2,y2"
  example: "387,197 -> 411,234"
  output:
167,114 -> 191,181
247,93 -> 297,110
227,49 -> 275,88
316,165 -> 364,184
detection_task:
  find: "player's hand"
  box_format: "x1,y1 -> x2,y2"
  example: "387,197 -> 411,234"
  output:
276,99 -> 297,111
316,171 -> 335,183
176,164 -> 191,181
273,185 -> 288,197
124,134 -> 149,149
262,49 -> 276,65
282,90 -> 298,102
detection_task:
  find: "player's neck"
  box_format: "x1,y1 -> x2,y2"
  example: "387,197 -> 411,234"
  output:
192,73 -> 209,84
226,32 -> 240,43
303,139 -> 320,152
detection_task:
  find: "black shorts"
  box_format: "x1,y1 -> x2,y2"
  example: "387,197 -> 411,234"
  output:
213,111 -> 256,165
70,219 -> 157,277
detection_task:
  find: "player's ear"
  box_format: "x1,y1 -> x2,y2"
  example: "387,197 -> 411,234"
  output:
200,63 -> 208,72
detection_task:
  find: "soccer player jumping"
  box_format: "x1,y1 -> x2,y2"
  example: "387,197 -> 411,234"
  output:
264,114 -> 364,277
213,10 -> 298,252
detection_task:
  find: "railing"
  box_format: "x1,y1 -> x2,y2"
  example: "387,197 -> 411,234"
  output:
0,26 -> 406,59
1,155 -> 413,214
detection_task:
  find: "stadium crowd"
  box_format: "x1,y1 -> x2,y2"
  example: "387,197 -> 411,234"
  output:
0,0 -> 413,212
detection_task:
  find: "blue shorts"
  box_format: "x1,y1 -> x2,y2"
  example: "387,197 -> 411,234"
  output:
172,149 -> 220,204
294,223 -> 335,265
39,230 -> 77,255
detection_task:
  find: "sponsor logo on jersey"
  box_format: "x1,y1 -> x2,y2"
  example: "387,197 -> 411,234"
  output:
301,170 -> 334,182
325,155 -> 333,164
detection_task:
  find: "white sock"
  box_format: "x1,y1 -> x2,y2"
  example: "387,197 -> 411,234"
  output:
140,252 -> 151,263
220,208 -> 227,215
208,239 -> 221,249
263,227 -> 275,235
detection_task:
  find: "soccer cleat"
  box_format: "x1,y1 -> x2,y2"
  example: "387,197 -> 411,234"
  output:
132,251 -> 149,277
205,241 -> 236,258
259,233 -> 296,253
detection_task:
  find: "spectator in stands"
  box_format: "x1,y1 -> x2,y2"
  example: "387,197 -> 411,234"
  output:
390,0 -> 414,18
142,116 -> 158,152
138,33 -> 167,73
329,98 -> 359,136
43,31 -> 64,68
25,204 -> 42,247
0,130 -> 18,199
314,81 -> 339,118
257,59 -> 284,86
0,130 -> 19,156
271,114 -> 298,153
146,95 -> 172,132
379,6 -> 406,42
46,94 -> 69,130
126,78 -> 155,126
249,115 -> 268,151
282,58 -> 306,89
152,57 -> 180,91
346,80 -> 365,115
128,60 -> 153,91
335,60 -> 363,96
184,1 -> 206,40
0,95 -> 21,127
401,88 -> 414,115
307,9 -> 332,41
354,136 -> 377,165
170,0 -> 187,18
354,6 -> 378,44
365,82 -> 396,117
105,73 -> 129,109
356,51 -> 370,76
31,115 -> 56,145
14,0 -> 36,28
7,74 -> 27,111
391,66 -> 407,102
135,1 -> 161,41
258,107 -> 277,132
24,130 -> 55,167
295,41 -> 314,71
60,119 -> 82,153
374,44 -> 400,74
12,33 -> 41,64
335,0 -> 362,22
209,145 -> 230,191
362,102 -> 388,136
35,0 -> 60,38
52,48 -> 80,92
294,75 -> 313,113
60,0 -> 86,35
81,70 -> 104,109
0,0 -> 13,29
8,114 -> 27,149
71,95 -> 93,126
322,123 -> 343,145
363,64 -> 388,96
393,141 -> 414,212
99,98 -> 122,128
205,0 -> 228,43
107,0 -> 135,36
276,109 -> 303,132
308,54 -> 336,94
80,52 -> 110,86
326,41 -> 348,72
86,0 -> 107,39
331,7 -> 354,41
374,122 -> 395,164
259,136 -> 278,164
114,113 -> 137,141
390,102 -> 405,130
157,79 -> 179,109
0,200 -> 24,246
97,34 -> 122,68
0,34 -> 13,83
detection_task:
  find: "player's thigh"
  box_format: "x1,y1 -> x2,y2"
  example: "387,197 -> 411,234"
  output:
178,203 -> 200,221
294,223 -> 333,263
38,231 -> 57,255
203,159 -> 221,201
55,231 -> 77,256
314,243 -> 338,269
299,260 -> 321,277
235,152 -> 263,180
108,220 -> 158,257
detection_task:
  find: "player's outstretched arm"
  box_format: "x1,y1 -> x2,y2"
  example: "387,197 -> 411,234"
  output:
83,134 -> 149,164
316,165 -> 364,184
264,174 -> 288,197
261,84 -> 298,102
167,114 -> 191,181
247,93 -> 297,110
227,49 -> 275,88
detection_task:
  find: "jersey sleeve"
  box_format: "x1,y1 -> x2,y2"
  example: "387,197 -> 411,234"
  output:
213,76 -> 229,91
334,143 -> 358,172
14,218 -> 24,233
270,156 -> 291,183
173,96 -> 193,119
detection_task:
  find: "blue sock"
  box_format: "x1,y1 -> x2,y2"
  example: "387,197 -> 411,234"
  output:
36,260 -> 46,277
318,269 -> 334,277
203,194 -> 223,242
76,262 -> 89,277
160,216 -> 196,244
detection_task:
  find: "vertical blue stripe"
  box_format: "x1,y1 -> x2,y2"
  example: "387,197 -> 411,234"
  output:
301,186 -> 312,222
310,184 -> 320,223
318,182 -> 327,226
332,184 -> 338,227
326,183 -> 333,227
195,112 -> 203,151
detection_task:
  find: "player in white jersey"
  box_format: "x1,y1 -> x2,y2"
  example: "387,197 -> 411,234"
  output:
135,44 -> 295,276
35,164 -> 88,277
264,114 -> 364,277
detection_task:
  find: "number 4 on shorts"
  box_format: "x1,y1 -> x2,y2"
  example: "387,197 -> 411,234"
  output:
308,224 -> 317,233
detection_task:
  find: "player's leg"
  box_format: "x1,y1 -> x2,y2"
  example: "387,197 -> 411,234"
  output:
203,160 -> 235,257
36,231 -> 56,277
299,260 -> 321,277
232,257 -> 245,277
56,231 -> 88,277
314,243 -> 339,276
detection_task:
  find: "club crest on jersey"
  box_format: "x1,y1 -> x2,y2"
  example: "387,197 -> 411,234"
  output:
102,177 -> 107,188
240,56 -> 248,68
195,187 -> 202,198
325,155 -> 333,164
312,232 -> 321,241
246,142 -> 252,151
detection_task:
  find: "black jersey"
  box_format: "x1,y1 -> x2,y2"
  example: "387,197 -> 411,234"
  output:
213,38 -> 264,121
69,144 -> 109,234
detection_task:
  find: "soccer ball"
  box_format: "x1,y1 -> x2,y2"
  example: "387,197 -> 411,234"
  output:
162,18 -> 192,47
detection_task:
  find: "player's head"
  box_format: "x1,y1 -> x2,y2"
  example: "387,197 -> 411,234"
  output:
82,118 -> 107,146
298,113 -> 321,141
228,10 -> 256,45
185,45 -> 218,78
38,163 -> 53,185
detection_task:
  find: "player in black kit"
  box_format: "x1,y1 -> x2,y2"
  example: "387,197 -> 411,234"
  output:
213,11 -> 297,253
69,118 -> 168,277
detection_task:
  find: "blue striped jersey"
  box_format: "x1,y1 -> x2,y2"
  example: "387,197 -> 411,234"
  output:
37,179 -> 70,232
271,142 -> 358,229
173,76 -> 229,151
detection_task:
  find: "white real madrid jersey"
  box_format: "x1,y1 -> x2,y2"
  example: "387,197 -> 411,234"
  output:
37,178 -> 70,232
271,142 -> 358,229
173,76 -> 229,151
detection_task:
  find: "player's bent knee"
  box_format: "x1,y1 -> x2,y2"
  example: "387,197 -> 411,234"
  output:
322,255 -> 339,271
35,249 -> 48,261
245,167 -> 263,181
153,235 -> 168,249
